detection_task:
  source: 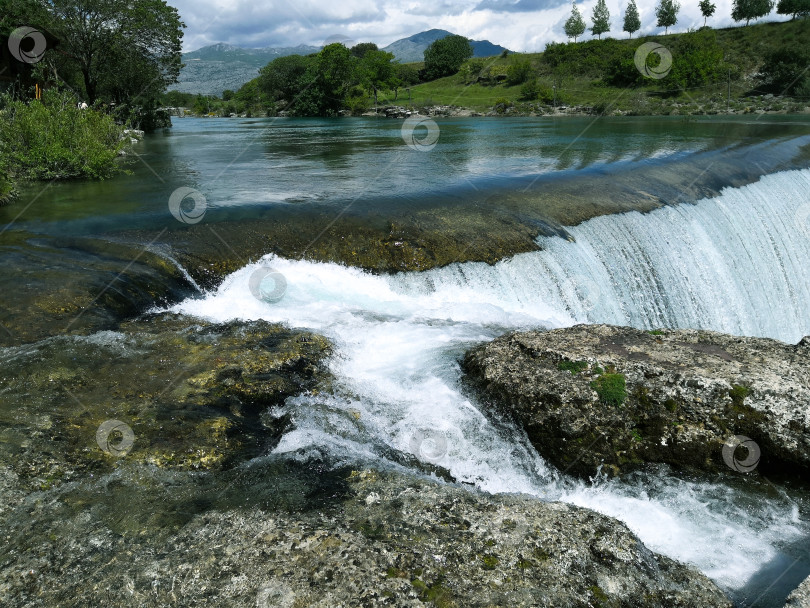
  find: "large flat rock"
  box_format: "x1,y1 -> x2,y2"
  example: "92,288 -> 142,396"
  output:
0,468 -> 732,607
463,324 -> 810,478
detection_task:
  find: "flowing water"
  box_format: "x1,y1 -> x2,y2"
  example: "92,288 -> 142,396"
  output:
4,116 -> 810,606
169,166 -> 810,605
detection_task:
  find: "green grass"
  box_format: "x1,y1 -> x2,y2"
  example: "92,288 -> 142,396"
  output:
376,19 -> 810,114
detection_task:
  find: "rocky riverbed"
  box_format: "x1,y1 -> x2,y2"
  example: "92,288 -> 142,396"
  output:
0,466 -> 734,607
462,324 -> 810,479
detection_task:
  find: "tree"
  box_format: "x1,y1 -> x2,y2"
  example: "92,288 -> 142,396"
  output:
731,0 -> 775,24
422,34 -> 473,80
48,0 -> 184,105
776,0 -> 809,18
357,49 -> 395,106
623,0 -> 641,37
699,0 -> 717,25
564,2 -> 587,42
656,0 -> 680,33
350,42 -> 378,58
259,54 -> 312,102
591,0 -> 611,39
391,63 -> 419,100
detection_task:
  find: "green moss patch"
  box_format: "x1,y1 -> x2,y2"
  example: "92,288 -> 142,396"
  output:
591,373 -> 627,407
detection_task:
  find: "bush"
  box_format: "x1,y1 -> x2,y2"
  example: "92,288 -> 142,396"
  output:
758,47 -> 810,95
668,30 -> 726,90
0,89 -> 127,181
493,97 -> 513,113
520,78 -> 541,100
507,57 -> 534,85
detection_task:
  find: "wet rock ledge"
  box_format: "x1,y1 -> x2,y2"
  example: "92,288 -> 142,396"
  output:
463,324 -> 810,478
0,468 -> 732,607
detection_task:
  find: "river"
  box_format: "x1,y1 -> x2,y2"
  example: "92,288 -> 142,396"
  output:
2,115 -> 810,606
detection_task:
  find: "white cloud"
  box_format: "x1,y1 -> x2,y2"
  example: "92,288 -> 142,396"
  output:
174,0 -> 789,53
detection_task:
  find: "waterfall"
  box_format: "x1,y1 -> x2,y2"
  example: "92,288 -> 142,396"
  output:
392,168 -> 810,343
170,168 -> 810,598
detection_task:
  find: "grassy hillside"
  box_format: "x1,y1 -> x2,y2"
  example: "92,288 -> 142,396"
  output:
376,19 -> 810,115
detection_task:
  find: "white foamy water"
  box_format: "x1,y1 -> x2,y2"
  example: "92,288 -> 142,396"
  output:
169,168 -> 810,594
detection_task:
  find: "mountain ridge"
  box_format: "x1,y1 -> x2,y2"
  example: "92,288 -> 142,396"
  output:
172,30 -> 508,96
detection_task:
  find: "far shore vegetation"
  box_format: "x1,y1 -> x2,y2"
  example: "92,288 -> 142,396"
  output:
169,17 -> 809,119
0,0 -> 808,203
1,0 -> 184,201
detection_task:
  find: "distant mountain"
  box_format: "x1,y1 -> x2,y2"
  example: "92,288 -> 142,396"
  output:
171,31 -> 508,97
171,43 -> 319,96
382,29 -> 509,64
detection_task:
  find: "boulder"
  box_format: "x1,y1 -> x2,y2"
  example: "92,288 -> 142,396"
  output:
463,324 -> 810,478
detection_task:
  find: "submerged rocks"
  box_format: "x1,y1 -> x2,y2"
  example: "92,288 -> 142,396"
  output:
0,235 -> 196,346
0,468 -> 732,607
463,324 -> 810,478
0,314 -> 331,490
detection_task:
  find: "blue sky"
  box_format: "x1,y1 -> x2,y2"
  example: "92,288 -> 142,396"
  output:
172,0 -> 788,52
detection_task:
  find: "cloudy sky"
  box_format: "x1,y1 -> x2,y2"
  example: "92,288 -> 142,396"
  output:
173,0 -> 788,52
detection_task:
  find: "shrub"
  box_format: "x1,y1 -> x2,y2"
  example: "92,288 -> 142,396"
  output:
591,373 -> 627,407
493,97 -> 513,113
758,47 -> 810,95
0,89 -> 127,181
507,57 -> 534,85
520,78 -> 541,100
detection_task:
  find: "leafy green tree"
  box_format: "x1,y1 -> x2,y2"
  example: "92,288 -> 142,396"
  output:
258,54 -> 312,102
350,42 -> 378,58
358,49 -> 395,105
591,0 -> 611,39
49,0 -> 183,105
776,0 -> 810,18
290,43 -> 355,116
391,63 -> 420,100
699,0 -> 717,25
731,0 -> 774,24
564,2 -> 587,42
422,34 -> 473,80
656,0 -> 680,33
623,0 -> 641,37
